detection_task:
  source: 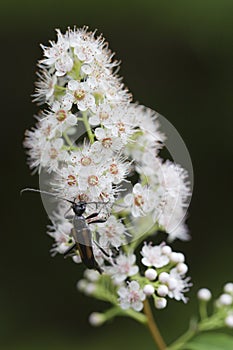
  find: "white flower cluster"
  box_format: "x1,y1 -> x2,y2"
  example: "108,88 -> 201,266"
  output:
197,283 -> 233,328
24,26 -> 191,247
78,242 -> 191,315
24,27 -> 192,321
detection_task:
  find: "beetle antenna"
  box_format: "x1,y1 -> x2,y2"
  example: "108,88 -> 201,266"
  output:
20,188 -> 75,204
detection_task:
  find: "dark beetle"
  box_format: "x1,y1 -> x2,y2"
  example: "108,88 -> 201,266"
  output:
21,188 -> 109,274
63,200 -> 108,274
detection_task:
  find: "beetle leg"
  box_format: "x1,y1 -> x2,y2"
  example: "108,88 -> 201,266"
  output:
85,212 -> 99,220
93,240 -> 110,258
63,243 -> 77,258
87,217 -> 108,224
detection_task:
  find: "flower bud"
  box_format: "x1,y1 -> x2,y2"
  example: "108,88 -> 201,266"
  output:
76,279 -> 87,292
143,284 -> 155,296
219,293 -> 233,306
154,297 -> 167,309
84,269 -> 100,282
161,245 -> 172,255
167,277 -> 178,291
158,272 -> 170,284
176,263 -> 188,275
224,283 -> 233,294
197,288 -> 212,301
157,285 -> 169,297
145,268 -> 157,281
85,283 -> 96,295
170,252 -> 185,264
225,314 -> 233,328
89,312 -> 105,326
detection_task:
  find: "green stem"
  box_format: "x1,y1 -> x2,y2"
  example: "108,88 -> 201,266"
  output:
167,327 -> 197,350
167,313 -> 223,350
143,299 -> 167,350
63,131 -> 73,147
82,111 -> 95,143
124,308 -> 147,324
199,301 -> 208,321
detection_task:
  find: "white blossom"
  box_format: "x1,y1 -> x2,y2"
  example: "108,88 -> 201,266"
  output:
124,183 -> 155,217
96,215 -> 127,248
106,253 -> 139,284
167,268 -> 192,303
118,281 -> 145,311
141,243 -> 169,268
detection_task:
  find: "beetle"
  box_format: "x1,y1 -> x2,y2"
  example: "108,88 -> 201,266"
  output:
21,188 -> 110,274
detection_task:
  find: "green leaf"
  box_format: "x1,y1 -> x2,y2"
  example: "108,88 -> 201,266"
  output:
185,333 -> 233,350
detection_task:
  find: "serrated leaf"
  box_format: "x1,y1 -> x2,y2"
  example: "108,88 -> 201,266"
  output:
185,333 -> 233,350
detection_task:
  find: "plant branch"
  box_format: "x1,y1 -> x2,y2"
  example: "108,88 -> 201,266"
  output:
82,111 -> 95,143
143,299 -> 167,350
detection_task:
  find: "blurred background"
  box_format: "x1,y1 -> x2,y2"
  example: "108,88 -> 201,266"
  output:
1,0 -> 233,349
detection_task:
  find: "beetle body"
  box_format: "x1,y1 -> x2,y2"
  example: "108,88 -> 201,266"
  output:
64,202 -> 107,274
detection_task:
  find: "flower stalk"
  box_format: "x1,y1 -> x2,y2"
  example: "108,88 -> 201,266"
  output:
143,299 -> 167,350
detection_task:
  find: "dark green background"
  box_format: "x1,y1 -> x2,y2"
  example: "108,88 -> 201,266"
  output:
1,1 -> 233,349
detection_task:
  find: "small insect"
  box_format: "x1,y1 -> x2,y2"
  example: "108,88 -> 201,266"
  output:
21,188 -> 111,274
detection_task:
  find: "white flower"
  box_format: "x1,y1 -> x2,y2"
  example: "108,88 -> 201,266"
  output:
47,220 -> 74,256
33,69 -> 57,104
89,103 -> 112,126
40,29 -> 73,76
40,138 -> 68,172
50,101 -> 77,131
141,243 -> 169,268
92,127 -> 123,156
167,268 -> 192,303
124,183 -> 155,217
118,281 -> 145,311
65,80 -> 95,111
24,127 -> 68,172
106,253 -> 139,284
96,215 -> 126,249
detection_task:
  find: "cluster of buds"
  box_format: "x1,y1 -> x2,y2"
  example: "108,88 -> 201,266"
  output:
197,283 -> 233,329
77,242 -> 191,324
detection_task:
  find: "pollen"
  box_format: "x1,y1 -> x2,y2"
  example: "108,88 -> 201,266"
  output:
117,122 -> 125,133
56,109 -> 67,122
88,175 -> 99,186
102,137 -> 113,148
49,147 -> 58,159
77,193 -> 89,202
81,156 -> 92,166
134,195 -> 144,207
67,174 -> 76,186
109,163 -> 118,174
99,111 -> 109,121
74,89 -> 85,100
